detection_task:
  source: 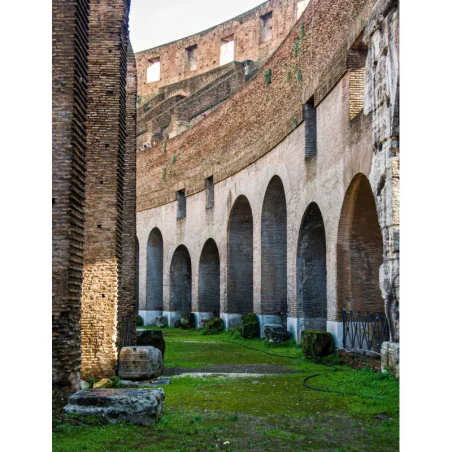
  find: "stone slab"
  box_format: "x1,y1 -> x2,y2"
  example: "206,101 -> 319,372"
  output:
64,388 -> 165,426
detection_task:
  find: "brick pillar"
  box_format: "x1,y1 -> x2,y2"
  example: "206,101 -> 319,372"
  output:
81,0 -> 131,379
117,42 -> 138,348
52,0 -> 90,391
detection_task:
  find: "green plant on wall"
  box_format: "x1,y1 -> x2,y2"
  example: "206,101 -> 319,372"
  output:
162,165 -> 167,181
296,70 -> 303,84
293,38 -> 300,57
299,23 -> 305,39
286,69 -> 291,82
292,116 -> 298,127
264,68 -> 272,87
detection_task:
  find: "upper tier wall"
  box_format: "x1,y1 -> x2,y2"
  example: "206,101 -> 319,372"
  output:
136,0 -> 305,101
137,0 -> 374,212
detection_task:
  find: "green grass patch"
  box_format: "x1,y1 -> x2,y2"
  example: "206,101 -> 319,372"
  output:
53,328 -> 399,451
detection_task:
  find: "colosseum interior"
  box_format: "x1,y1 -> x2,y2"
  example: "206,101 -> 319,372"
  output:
52,0 -> 399,391
136,0 -> 399,353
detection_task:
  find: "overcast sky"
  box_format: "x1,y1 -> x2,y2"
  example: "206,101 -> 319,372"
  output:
130,0 -> 266,52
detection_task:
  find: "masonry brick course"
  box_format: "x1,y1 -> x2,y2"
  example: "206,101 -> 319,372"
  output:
136,0 -> 371,212
53,0 -> 137,388
136,0 -> 399,353
135,0 -> 302,101
52,0 -> 90,389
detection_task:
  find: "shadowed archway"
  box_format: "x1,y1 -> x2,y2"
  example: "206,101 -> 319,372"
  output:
146,228 -> 163,312
198,239 -> 220,316
227,195 -> 253,314
169,245 -> 192,313
261,176 -> 287,317
337,173 -> 384,318
297,202 -> 327,330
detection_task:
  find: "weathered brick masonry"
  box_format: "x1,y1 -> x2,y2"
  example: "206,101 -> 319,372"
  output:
81,0 -> 135,379
136,0 -> 400,361
52,0 -> 90,389
53,0 -> 137,390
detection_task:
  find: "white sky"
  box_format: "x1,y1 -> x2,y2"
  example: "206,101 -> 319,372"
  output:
130,0 -> 266,52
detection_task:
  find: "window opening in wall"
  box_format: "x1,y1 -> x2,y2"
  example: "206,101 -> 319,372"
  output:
297,0 -> 310,19
303,96 -> 317,158
147,58 -> 160,83
347,37 -> 368,120
186,45 -> 197,71
260,12 -> 273,43
177,189 -> 186,219
205,176 -> 214,209
220,36 -> 235,65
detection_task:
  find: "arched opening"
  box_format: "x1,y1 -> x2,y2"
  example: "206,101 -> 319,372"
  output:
146,228 -> 163,312
169,245 -> 192,313
227,195 -> 253,314
297,203 -> 327,330
198,239 -> 220,317
337,173 -> 384,317
261,176 -> 287,317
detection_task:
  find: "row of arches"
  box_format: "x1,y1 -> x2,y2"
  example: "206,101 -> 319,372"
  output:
142,173 -> 384,326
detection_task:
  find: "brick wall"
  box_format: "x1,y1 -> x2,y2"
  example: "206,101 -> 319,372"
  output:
137,0 -> 373,212
52,0 -> 90,390
80,0 -> 134,379
135,0 -> 302,101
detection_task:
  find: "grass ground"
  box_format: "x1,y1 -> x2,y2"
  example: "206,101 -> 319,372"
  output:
53,328 -> 399,451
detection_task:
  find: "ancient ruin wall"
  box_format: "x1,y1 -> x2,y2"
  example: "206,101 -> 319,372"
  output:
118,42 -> 138,348
137,0 -> 372,211
80,0 -> 134,379
136,0 -> 303,101
136,0 -> 399,345
52,0 -> 90,390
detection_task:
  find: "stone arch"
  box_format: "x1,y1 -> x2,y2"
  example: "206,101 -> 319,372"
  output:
169,245 -> 192,313
261,176 -> 287,316
146,228 -> 163,312
198,239 -> 220,316
297,202 -> 327,330
227,195 -> 253,314
337,173 -> 384,318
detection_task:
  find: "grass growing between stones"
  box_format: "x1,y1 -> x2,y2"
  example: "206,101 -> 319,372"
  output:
53,329 -> 399,451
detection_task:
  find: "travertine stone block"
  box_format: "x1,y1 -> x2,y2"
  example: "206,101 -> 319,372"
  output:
118,346 -> 164,381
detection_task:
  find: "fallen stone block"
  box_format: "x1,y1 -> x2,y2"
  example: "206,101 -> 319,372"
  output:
118,346 -> 164,380
136,330 -> 166,358
64,388 -> 165,426
264,324 -> 292,343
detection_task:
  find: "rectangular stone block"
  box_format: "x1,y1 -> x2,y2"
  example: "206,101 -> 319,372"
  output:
64,388 -> 165,426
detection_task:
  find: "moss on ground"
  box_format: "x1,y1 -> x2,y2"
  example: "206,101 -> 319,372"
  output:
53,329 -> 399,451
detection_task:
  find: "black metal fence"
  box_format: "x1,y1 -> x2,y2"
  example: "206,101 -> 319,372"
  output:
119,315 -> 132,347
342,309 -> 389,353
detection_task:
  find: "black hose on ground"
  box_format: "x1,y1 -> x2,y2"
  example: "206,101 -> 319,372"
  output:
219,338 -> 383,400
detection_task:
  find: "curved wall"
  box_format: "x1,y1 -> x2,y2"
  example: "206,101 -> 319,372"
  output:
137,0 -> 400,348
136,0 -> 303,100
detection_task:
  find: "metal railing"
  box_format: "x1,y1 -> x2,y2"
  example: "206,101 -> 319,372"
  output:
342,309 -> 389,353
